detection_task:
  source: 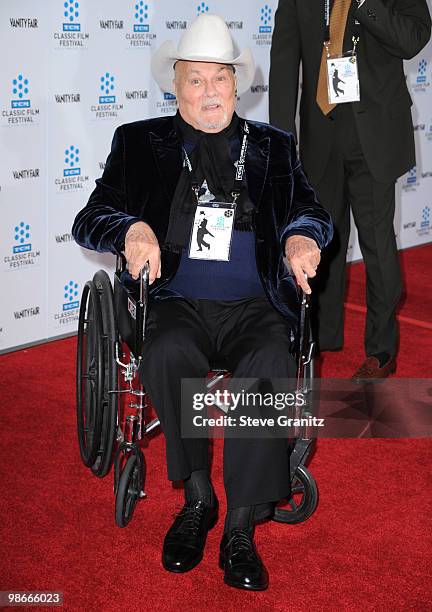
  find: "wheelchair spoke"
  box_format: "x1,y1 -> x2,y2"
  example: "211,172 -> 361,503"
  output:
288,498 -> 298,512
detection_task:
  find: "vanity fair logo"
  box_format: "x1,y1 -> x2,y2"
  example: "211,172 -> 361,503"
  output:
55,232 -> 75,244
100,19 -> 124,30
54,93 -> 81,104
226,21 -> 243,30
250,84 -> 269,94
166,20 -> 187,30
14,306 -> 40,320
9,17 -> 38,28
125,89 -> 148,101
12,168 -> 40,180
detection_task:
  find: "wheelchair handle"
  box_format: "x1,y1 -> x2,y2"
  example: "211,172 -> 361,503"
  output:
139,262 -> 150,303
297,286 -> 312,386
116,254 -> 150,298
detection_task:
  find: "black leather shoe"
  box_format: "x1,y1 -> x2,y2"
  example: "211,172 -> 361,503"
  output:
352,356 -> 396,384
219,528 -> 269,591
162,499 -> 218,573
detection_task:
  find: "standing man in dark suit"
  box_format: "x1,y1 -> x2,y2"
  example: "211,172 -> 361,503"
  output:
269,0 -> 431,381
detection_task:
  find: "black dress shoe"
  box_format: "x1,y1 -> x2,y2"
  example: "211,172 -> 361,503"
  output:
162,499 -> 218,573
219,528 -> 269,591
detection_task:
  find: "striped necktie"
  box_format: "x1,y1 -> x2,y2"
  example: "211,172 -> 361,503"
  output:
316,0 -> 352,115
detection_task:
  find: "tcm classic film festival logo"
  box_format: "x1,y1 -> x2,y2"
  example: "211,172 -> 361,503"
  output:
54,0 -> 89,47
3,222 -> 41,271
90,71 -> 147,118
125,1 -> 156,47
412,59 -> 430,93
403,164 -> 432,194
54,280 -> 80,327
418,206 -> 431,236
90,72 -> 123,119
403,166 -> 420,192
156,92 -> 176,114
405,205 -> 432,238
253,3 -> 274,46
55,145 -> 89,191
2,73 -> 40,126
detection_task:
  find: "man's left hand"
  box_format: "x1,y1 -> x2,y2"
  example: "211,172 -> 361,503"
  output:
284,235 -> 321,294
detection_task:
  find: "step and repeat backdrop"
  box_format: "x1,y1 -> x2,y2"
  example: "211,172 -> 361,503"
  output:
1,0 -> 431,352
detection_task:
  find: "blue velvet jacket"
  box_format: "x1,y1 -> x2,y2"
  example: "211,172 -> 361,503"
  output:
72,116 -> 333,330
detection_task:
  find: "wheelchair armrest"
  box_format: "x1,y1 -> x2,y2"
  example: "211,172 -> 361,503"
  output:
116,255 -> 149,299
114,259 -> 149,359
296,278 -> 314,381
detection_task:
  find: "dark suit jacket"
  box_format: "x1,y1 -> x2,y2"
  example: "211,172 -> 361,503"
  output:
269,0 -> 431,184
72,116 -> 333,329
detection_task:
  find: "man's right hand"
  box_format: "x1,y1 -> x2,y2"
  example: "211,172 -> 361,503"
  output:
124,221 -> 161,283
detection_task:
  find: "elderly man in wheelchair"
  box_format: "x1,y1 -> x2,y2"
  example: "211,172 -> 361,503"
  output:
72,14 -> 332,591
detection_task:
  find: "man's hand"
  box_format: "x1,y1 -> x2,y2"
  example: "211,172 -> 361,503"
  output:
124,221 -> 161,283
284,235 -> 321,295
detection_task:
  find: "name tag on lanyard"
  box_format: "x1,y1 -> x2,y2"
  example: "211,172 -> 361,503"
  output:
326,53 -> 360,104
188,201 -> 236,261
183,121 -> 249,262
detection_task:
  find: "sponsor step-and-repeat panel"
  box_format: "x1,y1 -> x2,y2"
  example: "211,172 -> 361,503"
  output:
0,0 -> 431,352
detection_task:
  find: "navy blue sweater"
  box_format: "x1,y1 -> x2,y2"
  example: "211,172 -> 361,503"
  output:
164,136 -> 265,300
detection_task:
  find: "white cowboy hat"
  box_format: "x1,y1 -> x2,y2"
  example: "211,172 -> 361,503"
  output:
151,13 -> 255,95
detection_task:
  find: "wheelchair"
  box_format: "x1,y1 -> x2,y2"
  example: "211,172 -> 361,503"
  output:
76,256 -> 318,528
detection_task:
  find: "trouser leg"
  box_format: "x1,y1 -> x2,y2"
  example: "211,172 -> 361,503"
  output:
214,298 -> 297,510
347,161 -> 401,357
314,103 -> 401,357
139,299 -> 212,481
313,135 -> 349,351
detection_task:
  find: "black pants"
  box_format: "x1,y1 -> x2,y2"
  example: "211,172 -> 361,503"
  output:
140,296 -> 296,510
314,104 -> 402,357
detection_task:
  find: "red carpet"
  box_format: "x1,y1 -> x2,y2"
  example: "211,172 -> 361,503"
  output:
1,245 -> 431,611
320,244 -> 432,378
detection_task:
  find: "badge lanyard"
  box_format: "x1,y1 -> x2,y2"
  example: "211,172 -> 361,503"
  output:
323,0 -> 359,59
182,121 -> 250,262
324,0 -> 361,105
182,120 -> 250,206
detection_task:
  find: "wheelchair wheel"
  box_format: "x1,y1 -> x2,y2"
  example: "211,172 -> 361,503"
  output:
76,281 -> 104,467
115,451 -> 145,528
90,270 -> 118,478
272,464 -> 318,524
